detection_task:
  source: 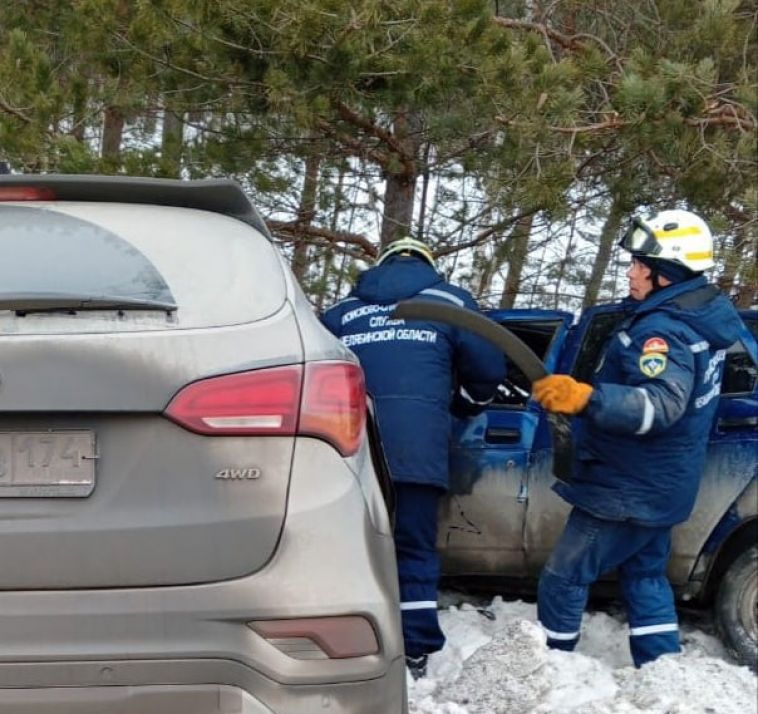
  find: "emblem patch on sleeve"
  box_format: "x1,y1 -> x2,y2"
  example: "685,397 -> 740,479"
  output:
640,352 -> 668,377
643,337 -> 669,354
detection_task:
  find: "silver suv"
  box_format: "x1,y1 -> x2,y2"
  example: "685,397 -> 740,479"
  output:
0,175 -> 406,714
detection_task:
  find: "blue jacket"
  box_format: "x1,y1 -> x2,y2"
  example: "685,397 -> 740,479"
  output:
556,276 -> 744,526
322,256 -> 505,489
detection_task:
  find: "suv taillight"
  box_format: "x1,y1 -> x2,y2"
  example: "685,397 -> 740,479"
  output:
164,362 -> 366,456
0,187 -> 55,201
300,361 -> 366,457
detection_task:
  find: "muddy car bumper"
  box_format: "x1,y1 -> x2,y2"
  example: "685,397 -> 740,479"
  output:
0,440 -> 407,713
0,658 -> 408,714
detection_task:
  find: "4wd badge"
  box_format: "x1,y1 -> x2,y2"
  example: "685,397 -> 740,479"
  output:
215,467 -> 262,480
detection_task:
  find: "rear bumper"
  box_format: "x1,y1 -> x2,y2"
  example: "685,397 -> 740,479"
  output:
0,440 -> 406,713
0,658 -> 408,714
0,683 -> 272,714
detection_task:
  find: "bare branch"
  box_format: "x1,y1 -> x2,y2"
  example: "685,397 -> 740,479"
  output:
550,116 -> 625,134
315,117 -> 390,168
492,17 -> 635,74
0,93 -> 33,124
267,218 -> 377,257
493,16 -> 578,51
496,112 -> 624,135
335,102 -> 405,156
435,207 -> 543,257
684,110 -> 755,133
333,102 -> 417,178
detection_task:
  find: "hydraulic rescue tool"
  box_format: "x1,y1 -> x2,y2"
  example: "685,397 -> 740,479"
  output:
393,299 -> 574,481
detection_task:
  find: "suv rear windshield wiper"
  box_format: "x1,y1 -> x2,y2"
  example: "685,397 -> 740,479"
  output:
0,292 -> 177,313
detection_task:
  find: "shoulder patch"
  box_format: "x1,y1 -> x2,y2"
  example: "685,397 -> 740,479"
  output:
642,337 -> 669,354
640,352 -> 667,378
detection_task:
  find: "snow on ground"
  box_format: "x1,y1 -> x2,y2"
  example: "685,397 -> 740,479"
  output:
408,593 -> 757,714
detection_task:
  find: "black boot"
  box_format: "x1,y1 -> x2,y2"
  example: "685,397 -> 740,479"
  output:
406,654 -> 428,680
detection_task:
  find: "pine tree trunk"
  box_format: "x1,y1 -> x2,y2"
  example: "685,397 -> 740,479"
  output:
292,151 -> 321,283
101,106 -> 124,160
718,231 -> 757,308
315,164 -> 346,312
552,216 -> 576,309
499,214 -> 535,308
71,81 -> 87,143
379,110 -> 422,248
476,229 -> 509,304
475,244 -> 495,301
417,141 -> 432,241
160,109 -> 184,178
381,174 -> 415,248
582,196 -> 625,308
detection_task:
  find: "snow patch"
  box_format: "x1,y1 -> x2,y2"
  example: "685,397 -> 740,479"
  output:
407,593 -> 757,713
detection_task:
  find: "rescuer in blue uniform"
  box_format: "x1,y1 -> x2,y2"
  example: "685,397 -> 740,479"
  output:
322,237 -> 505,679
532,209 -> 743,667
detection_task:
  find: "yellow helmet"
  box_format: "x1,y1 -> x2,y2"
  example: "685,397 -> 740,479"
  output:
376,236 -> 435,267
619,209 -> 714,272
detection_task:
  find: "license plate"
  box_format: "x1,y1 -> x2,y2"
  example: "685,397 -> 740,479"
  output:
0,431 -> 96,497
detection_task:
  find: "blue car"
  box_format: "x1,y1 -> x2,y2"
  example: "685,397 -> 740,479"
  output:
441,303 -> 757,668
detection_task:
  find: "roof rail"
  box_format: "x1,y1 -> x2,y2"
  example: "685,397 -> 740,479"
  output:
0,174 -> 271,238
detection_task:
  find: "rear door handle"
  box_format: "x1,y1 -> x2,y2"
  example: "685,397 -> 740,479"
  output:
485,427 -> 521,444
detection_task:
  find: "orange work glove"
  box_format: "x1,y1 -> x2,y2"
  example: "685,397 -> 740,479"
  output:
532,374 -> 593,414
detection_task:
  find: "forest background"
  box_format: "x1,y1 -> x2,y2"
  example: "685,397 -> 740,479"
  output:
1,0 -> 755,312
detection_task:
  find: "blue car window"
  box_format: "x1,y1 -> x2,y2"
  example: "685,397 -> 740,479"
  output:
722,341 -> 757,395
492,320 -> 563,407
571,312 -> 626,383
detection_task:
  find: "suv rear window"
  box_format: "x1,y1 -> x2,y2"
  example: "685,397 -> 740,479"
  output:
1,205 -> 175,307
0,203 -> 286,333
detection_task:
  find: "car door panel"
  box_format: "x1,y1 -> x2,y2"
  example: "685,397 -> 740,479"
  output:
439,412 -> 531,575
440,311 -> 572,578
670,317 -> 757,583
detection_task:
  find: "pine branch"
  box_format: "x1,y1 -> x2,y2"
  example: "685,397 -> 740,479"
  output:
497,105 -> 756,135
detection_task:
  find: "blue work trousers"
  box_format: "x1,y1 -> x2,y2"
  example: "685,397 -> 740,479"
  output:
537,507 -> 680,667
394,482 -> 446,658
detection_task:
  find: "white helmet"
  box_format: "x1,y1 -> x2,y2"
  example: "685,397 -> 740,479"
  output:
619,209 -> 714,272
376,236 -> 435,267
